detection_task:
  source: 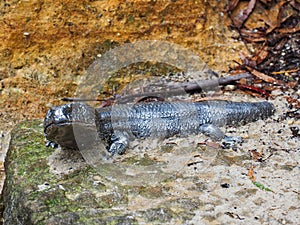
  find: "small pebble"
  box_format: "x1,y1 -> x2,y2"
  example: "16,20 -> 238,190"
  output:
224,85 -> 237,91
58,184 -> 66,191
287,120 -> 294,125
93,176 -> 102,181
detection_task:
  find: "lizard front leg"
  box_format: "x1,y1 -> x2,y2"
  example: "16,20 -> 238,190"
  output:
108,131 -> 130,156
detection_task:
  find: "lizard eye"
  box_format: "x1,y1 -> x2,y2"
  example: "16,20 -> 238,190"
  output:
63,105 -> 73,115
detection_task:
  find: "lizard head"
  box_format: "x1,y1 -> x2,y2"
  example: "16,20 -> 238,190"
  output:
44,103 -> 98,150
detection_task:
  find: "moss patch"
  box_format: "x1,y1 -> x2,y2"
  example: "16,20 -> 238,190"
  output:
3,121 -> 131,224
4,120 -> 206,224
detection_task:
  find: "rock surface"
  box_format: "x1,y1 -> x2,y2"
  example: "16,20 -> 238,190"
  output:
3,106 -> 299,224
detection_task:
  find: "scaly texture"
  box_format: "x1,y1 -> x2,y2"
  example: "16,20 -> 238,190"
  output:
44,101 -> 275,155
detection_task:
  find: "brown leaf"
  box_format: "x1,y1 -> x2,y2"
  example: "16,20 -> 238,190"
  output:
278,22 -> 300,33
227,0 -> 240,11
249,149 -> 264,162
239,51 -> 257,67
251,45 -> 269,64
265,1 -> 287,33
284,96 -> 300,108
259,0 -> 272,5
240,29 -> 266,42
233,0 -> 257,28
248,166 -> 256,182
290,0 -> 300,11
245,66 -> 283,84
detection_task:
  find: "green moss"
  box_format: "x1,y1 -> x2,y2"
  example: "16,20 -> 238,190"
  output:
6,121 -> 56,183
4,120 -> 114,223
160,143 -> 176,153
252,181 -> 273,192
3,120 -> 200,224
122,153 -> 157,166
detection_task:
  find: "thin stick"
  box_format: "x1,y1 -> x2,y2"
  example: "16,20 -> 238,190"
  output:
116,73 -> 252,103
61,97 -> 107,102
62,73 -> 252,103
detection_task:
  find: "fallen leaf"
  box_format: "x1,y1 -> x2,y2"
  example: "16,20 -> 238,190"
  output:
278,22 -> 300,33
265,1 -> 287,33
290,0 -> 300,11
227,0 -> 240,11
284,96 -> 300,108
249,149 -> 264,162
233,0 -> 257,28
246,66 -> 283,84
248,166 -> 256,181
239,51 -> 257,67
251,45 -> 269,64
240,28 -> 266,43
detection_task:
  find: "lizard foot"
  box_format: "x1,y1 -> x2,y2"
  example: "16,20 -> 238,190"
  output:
108,141 -> 127,156
46,141 -> 58,148
108,132 -> 129,156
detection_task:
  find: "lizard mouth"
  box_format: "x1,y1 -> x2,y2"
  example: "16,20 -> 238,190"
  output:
44,103 -> 98,150
45,121 -> 80,150
45,121 -> 98,150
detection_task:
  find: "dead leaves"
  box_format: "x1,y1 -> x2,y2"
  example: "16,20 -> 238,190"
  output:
245,66 -> 283,84
227,0 -> 299,95
228,0 -> 299,37
228,0 -> 257,29
284,96 -> 300,109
